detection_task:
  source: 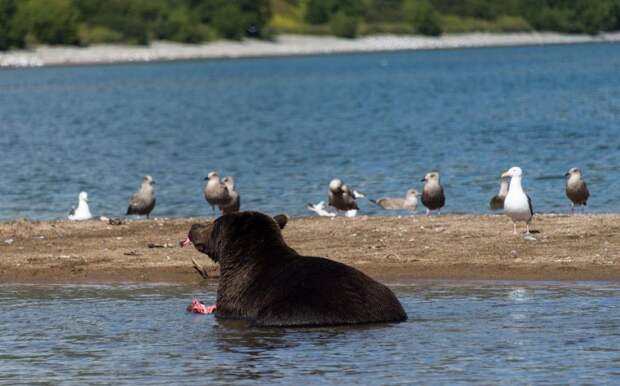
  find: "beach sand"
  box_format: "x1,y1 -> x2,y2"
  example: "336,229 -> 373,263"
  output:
0,214 -> 619,283
1,33 -> 620,68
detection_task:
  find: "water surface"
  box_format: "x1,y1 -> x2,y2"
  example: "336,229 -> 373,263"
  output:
1,43 -> 619,219
1,281 -> 620,384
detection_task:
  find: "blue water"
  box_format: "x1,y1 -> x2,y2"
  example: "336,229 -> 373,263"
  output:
1,43 -> 619,220
1,281 -> 620,384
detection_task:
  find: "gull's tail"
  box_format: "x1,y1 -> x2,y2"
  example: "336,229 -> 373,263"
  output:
306,201 -> 336,217
368,198 -> 381,206
353,190 -> 365,199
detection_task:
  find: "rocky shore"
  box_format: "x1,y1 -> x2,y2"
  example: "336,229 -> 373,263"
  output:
1,32 -> 619,68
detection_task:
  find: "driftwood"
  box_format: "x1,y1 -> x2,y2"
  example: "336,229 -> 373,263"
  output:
192,257 -> 209,279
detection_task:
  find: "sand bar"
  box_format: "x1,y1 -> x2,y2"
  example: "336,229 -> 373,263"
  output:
1,214 -> 619,283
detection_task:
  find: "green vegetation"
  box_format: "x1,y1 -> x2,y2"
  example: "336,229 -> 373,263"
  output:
0,0 -> 271,49
329,13 -> 360,38
272,0 -> 620,38
1,0 -> 620,50
403,0 -> 442,36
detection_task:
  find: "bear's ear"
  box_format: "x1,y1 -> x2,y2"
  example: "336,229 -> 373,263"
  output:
273,214 -> 288,230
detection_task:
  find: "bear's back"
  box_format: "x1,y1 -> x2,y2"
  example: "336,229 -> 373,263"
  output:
219,255 -> 407,327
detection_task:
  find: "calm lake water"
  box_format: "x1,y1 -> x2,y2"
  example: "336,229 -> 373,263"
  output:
1,43 -> 619,220
1,281 -> 620,384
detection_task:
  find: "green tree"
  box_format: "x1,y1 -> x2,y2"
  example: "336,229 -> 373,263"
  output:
0,0 -> 20,49
304,0 -> 335,24
154,7 -> 211,43
74,0 -> 157,44
574,0 -> 616,34
189,0 -> 272,39
12,0 -> 79,46
404,0 -> 443,36
303,0 -> 364,24
211,3 -> 247,39
329,12 -> 359,37
365,0 -> 404,22
239,0 -> 272,37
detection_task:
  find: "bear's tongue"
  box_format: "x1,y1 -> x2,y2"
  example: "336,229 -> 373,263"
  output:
179,236 -> 192,248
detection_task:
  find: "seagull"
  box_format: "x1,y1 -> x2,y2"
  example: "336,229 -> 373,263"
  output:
306,201 -> 336,217
489,172 -> 510,210
204,171 -> 231,213
126,175 -> 156,219
565,167 -> 589,213
220,176 -> 240,214
421,171 -> 445,215
327,179 -> 362,216
371,189 -> 418,213
68,191 -> 93,221
502,166 -> 533,234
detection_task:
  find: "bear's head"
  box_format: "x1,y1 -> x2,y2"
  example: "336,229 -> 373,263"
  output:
182,211 -> 289,264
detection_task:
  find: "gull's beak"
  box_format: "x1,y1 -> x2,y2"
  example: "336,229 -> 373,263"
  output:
564,172 -> 570,177
501,172 -> 510,178
420,178 -> 426,182
204,177 -> 209,181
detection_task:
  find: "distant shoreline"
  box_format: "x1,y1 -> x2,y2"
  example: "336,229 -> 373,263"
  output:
1,32 -> 619,68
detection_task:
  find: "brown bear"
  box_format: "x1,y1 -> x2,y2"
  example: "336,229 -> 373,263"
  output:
182,211 -> 407,327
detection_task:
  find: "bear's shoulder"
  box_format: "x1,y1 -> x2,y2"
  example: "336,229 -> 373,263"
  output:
246,255 -> 407,327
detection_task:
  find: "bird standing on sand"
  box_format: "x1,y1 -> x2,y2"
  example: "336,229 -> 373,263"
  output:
327,179 -> 363,217
68,191 -> 93,221
126,175 -> 156,219
489,173 -> 510,210
565,167 -> 589,213
421,172 -> 445,215
204,171 -> 231,213
371,189 -> 418,213
220,176 -> 240,214
502,166 -> 533,234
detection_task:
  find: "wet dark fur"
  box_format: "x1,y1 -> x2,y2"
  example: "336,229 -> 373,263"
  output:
187,211 -> 407,327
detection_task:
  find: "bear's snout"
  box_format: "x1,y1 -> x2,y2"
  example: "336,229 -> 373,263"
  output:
185,223 -> 214,255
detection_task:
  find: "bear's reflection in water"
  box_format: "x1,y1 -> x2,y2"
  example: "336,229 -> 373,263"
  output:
206,317 -> 400,383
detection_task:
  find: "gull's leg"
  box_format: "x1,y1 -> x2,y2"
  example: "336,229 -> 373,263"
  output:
525,223 -> 531,235
571,203 -> 575,214
513,222 -> 517,235
426,208 -> 430,216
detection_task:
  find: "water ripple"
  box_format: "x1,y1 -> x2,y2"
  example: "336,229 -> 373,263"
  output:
0,281 -> 619,384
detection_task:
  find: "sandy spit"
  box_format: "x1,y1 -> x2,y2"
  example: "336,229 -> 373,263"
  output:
0,214 -> 619,284
1,32 -> 619,68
